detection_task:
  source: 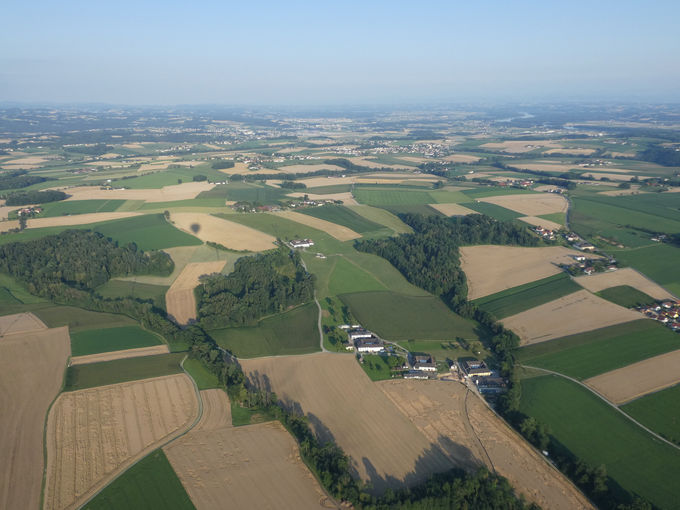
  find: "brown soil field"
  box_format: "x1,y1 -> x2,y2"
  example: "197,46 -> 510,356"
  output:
193,389 -> 232,431
519,216 -> 564,230
69,345 -> 170,366
58,182 -> 215,202
122,143 -> 144,149
379,380 -> 594,510
27,212 -> 141,228
502,290 -> 642,346
349,157 -> 413,169
0,219 -> 21,232
166,261 -> 226,324
585,349 -> 680,404
0,311 -> 47,335
574,267 -> 676,300
170,212 -> 277,251
428,203 -> 477,216
443,153 -> 482,163
138,162 -> 171,172
278,164 -> 346,173
287,191 -> 358,205
241,353 -> 456,493
1,155 -> 50,168
581,172 -> 632,182
478,193 -> 568,216
0,205 -> 18,219
298,176 -> 358,187
272,211 -> 362,241
515,163 -> 582,173
44,374 -> 199,510
606,151 -> 637,158
480,140 -> 564,153
0,326 -> 71,510
544,148 -> 597,155
460,245 -> 587,299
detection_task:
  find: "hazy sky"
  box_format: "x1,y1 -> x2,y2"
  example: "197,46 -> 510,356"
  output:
2,0 -> 679,105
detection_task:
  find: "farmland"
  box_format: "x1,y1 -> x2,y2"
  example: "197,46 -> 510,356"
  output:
297,204 -> 384,233
574,266 -> 675,301
165,260 -> 227,324
273,210 -> 362,241
596,285 -> 657,307
327,257 -> 387,295
614,244 -> 680,296
474,273 -> 581,319
169,212 -> 277,251
353,187 -> 436,206
339,291 -> 479,341
70,325 -> 163,356
94,213 -> 203,250
518,319 -> 680,379
95,279 -> 169,309
457,201 -> 522,221
209,302 -> 319,358
520,374 -> 680,510
27,199 -> 126,217
182,358 -> 221,390
33,305 -> 138,332
622,384 -> 680,446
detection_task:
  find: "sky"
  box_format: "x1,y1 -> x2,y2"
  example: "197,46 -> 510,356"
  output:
2,0 -> 679,105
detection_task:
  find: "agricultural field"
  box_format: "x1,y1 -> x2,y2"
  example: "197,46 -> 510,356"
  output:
70,345 -> 171,366
166,260 -> 226,324
241,353 -> 456,493
574,266 -> 675,301
459,201 -> 522,221
520,374 -> 680,510
360,354 -> 402,381
182,358 -> 221,390
24,199 -> 126,217
596,285 -> 657,307
460,245 -> 586,299
614,244 -> 680,296
222,182 -> 289,204
64,352 -> 186,391
326,256 -> 387,296
478,193 -> 568,216
622,384 -> 680,446
339,291 -> 479,342
70,325 -> 163,356
95,279 -> 169,309
427,202 -> 477,216
297,204 -> 384,233
346,204 -> 413,234
517,320 -> 680,380
208,303 -> 319,358
94,213 -> 203,250
32,305 -> 138,332
60,182 -> 215,202
273,210 -> 362,241
45,374 -> 198,510
353,187 -> 436,206
0,319 -> 70,510
503,290 -> 642,345
169,212 -> 277,251
474,273 -> 581,319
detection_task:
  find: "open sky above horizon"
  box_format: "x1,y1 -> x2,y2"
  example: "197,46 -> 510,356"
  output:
2,0 -> 679,105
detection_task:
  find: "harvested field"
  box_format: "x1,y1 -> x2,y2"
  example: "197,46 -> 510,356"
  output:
478,193 -> 568,216
241,353 -> 456,493
287,191 -> 358,204
575,267 -> 676,301
58,182 -> 215,202
460,245 -> 588,299
515,162 -> 581,173
0,205 -> 19,220
194,389 -> 232,431
0,311 -> 47,335
585,349 -> 680,404
443,153 -> 482,163
27,212 -> 141,228
297,176 -> 357,187
480,141 -> 565,153
349,156 -> 412,169
166,261 -> 226,324
272,210 -> 361,241
0,326 -> 71,510
44,374 -> 199,510
428,203 -> 477,216
69,345 -> 170,365
582,172 -> 632,181
379,380 -> 594,510
0,219 -> 20,232
502,290 -> 642,345
170,212 -> 276,251
278,163 -> 345,173
518,215 -> 564,231
544,147 -> 596,155
1,155 -> 49,168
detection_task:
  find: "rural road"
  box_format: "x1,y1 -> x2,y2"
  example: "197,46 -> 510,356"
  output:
298,254 -> 329,353
520,364 -> 680,452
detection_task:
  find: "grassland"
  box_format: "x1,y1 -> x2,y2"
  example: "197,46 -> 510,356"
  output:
347,205 -> 413,234
70,325 -> 163,356
113,166 -> 225,189
27,199 -> 125,218
596,285 -> 657,308
229,402 -> 276,427
33,305 -> 138,332
96,279 -> 169,309
94,214 -> 203,250
614,244 -> 680,296
0,273 -> 45,305
208,303 -> 319,358
360,354 -> 402,381
353,187 -> 435,206
297,204 -> 384,233
327,257 -> 387,295
520,374 -> 680,510
339,291 -> 480,341
223,182 -> 288,204
460,201 -> 523,221
621,384 -> 680,446
182,357 -> 221,390
517,320 -> 680,380
382,203 -> 442,216
82,449 -> 195,510
461,187 -> 538,198
473,273 -> 581,319
64,352 -> 186,391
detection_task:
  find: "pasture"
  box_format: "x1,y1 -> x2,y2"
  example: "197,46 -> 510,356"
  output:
614,244 -> 680,296
622,384 -> 680,446
520,374 -> 680,510
297,204 -> 384,233
518,320 -> 680,380
82,450 -> 194,510
0,273 -> 45,305
474,273 -> 581,319
45,374 -> 198,510
182,358 -> 221,390
64,352 -> 186,390
353,187 -> 435,206
70,325 -> 163,356
327,256 -> 387,296
95,213 -> 203,250
209,303 -> 319,358
339,291 -> 479,341
361,354 -> 400,381
596,285 -> 657,307
223,182 -> 288,204
34,305 -> 138,332
347,204 -> 413,234
96,279 -> 169,309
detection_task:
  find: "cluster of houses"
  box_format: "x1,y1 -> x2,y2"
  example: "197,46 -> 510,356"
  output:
532,226 -> 557,240
289,238 -> 315,249
497,178 -> 535,189
15,206 -> 42,216
339,325 -> 385,353
460,360 -> 507,394
638,301 -> 680,332
288,198 -> 341,209
561,254 -> 617,276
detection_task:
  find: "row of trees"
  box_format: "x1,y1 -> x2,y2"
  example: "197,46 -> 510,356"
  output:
4,189 -> 67,205
0,169 -> 48,190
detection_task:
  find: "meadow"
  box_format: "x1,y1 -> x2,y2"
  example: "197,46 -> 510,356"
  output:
360,354 -> 400,381
517,320 -> 680,380
327,256 -> 387,296
614,244 -> 680,296
33,305 -> 138,332
621,384 -> 680,446
70,325 -> 163,356
353,187 -> 435,206
339,291 -> 480,341
347,205 -> 413,234
31,199 -> 125,217
460,201 -> 523,221
96,279 -> 169,309
64,352 -> 186,390
223,182 -> 288,204
94,213 -> 203,250
82,450 -> 195,510
397,338 -> 488,363
520,374 -> 680,510
182,357 -> 221,390
297,204 -> 384,233
473,273 -> 581,319
208,303 -> 319,358
114,166 -> 224,188
0,273 -> 45,305
596,285 -> 657,308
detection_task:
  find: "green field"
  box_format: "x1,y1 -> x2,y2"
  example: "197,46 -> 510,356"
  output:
32,199 -> 125,217
520,375 -> 680,509
347,205 -> 412,234
353,188 -> 435,206
614,244 -> 680,296
381,204 -> 442,216
518,320 -> 680,380
339,291 -> 480,341
397,339 -> 489,364
33,305 -> 138,332
230,401 -> 276,427
622,384 -> 680,446
428,190 -> 470,203
95,214 -> 203,250
327,257 -> 387,295
297,205 -> 384,233
83,449 -> 194,510
305,184 -> 353,194
112,166 -> 225,189
538,212 -> 567,226
0,273 -> 46,305
223,182 -> 288,204
473,273 -> 580,319
139,198 -> 227,210
64,353 -> 185,391
461,187 -> 538,198
360,354 -> 402,381
96,279 -> 169,309
182,357 -> 220,389
596,285 -> 657,308
209,303 -> 319,358
70,325 -> 163,356
460,201 -> 523,221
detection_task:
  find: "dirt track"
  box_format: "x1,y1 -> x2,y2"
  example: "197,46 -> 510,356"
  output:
0,325 -> 70,510
170,212 -> 277,251
574,267 -> 676,300
585,349 -> 680,404
69,345 -> 170,365
166,261 -> 226,324
43,374 -> 198,510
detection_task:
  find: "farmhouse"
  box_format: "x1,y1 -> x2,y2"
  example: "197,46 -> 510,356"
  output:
413,354 -> 437,372
574,241 -> 596,252
289,238 -> 314,249
355,337 -> 384,353
463,360 -> 492,378
403,370 -> 430,380
348,328 -> 373,341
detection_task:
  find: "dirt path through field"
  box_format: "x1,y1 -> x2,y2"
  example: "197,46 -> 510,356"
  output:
166,261 -> 226,324
69,345 -> 170,365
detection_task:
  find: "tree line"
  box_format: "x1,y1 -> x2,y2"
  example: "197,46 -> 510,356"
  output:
0,170 -> 48,190
4,189 -> 67,205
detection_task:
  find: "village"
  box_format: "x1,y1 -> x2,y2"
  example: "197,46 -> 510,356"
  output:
637,300 -> 680,332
